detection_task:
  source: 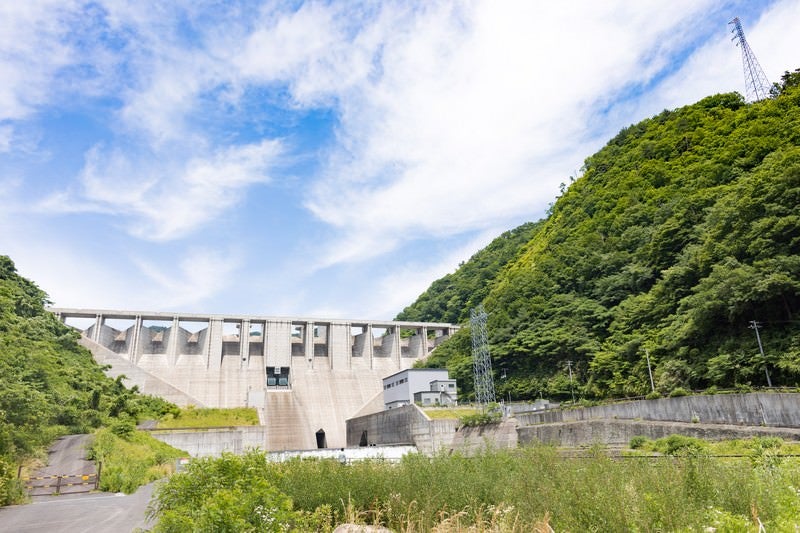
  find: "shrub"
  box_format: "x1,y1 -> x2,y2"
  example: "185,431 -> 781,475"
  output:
109,417 -> 135,439
654,435 -> 708,456
89,428 -> 186,493
669,387 -> 689,398
0,456 -> 25,506
629,436 -> 649,449
148,451 -> 325,532
459,410 -> 502,427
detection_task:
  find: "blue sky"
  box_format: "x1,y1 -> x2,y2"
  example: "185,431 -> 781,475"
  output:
2,0 -> 799,320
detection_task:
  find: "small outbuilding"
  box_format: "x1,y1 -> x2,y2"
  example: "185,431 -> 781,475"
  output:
382,368 -> 457,409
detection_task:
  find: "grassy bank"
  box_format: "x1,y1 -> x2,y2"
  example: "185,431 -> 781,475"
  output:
89,423 -> 187,494
156,406 -> 259,428
423,407 -> 479,419
148,438 -> 800,531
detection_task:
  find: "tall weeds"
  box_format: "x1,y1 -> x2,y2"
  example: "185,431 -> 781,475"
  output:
262,444 -> 800,531
147,444 -> 800,531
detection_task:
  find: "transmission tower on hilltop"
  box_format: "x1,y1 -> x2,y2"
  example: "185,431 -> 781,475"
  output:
729,16 -> 772,102
470,304 -> 496,407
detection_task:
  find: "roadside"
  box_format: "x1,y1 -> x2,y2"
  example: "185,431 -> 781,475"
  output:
0,483 -> 156,532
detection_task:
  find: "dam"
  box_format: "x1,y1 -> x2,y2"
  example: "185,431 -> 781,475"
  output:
50,307 -> 458,451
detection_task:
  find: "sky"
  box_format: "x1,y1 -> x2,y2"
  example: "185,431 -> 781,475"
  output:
1,0 -> 799,321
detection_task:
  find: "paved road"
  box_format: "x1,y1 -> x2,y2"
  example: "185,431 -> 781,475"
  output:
26,434 -> 97,496
0,484 -> 156,532
2,433 -> 159,531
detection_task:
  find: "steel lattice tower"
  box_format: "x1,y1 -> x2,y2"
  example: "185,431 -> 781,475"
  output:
470,305 -> 496,407
729,17 -> 772,102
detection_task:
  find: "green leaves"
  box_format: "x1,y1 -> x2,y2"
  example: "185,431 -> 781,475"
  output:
399,80 -> 800,400
0,255 -> 181,504
149,451 -> 305,533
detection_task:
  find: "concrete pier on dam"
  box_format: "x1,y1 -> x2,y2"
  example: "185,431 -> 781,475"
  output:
50,307 -> 458,451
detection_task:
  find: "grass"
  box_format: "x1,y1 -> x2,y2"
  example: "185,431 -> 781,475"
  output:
423,407 -> 479,419
150,439 -> 800,531
156,406 -> 260,428
88,426 -> 187,494
277,445 -> 800,531
626,434 -> 800,456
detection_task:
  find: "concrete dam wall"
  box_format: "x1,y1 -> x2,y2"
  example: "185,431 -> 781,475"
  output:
53,307 -> 458,451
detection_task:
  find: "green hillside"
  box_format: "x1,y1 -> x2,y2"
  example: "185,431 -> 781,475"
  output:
0,256 -> 175,504
397,221 -> 542,324
401,70 -> 800,401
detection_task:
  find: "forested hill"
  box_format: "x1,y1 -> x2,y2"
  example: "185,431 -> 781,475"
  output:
397,70 -> 800,401
0,256 -> 174,504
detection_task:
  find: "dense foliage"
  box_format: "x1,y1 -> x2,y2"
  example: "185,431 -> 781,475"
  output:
148,452 -> 328,532
0,255 -> 177,504
148,443 -> 800,531
396,222 -> 541,324
404,77 -> 800,401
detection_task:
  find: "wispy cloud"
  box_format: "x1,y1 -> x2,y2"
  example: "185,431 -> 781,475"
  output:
0,1 -> 78,121
41,139 -> 282,240
133,246 -> 243,308
0,125 -> 12,152
300,0 -> 721,269
610,0 -> 800,132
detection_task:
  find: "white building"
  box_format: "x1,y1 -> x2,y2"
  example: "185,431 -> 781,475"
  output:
382,369 -> 457,409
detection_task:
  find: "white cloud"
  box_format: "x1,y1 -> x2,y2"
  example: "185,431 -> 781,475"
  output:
41,139 -> 282,240
0,1 -> 80,121
300,0 -> 721,269
367,229 -> 502,319
0,125 -> 12,152
745,1 -> 800,82
132,247 -> 242,309
2,238 -> 239,312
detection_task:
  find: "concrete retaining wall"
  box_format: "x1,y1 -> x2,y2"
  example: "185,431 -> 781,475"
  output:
449,419 -> 519,455
411,417 -> 460,455
519,419 -> 800,447
149,426 -> 267,457
346,406 -> 523,455
347,405 -> 422,448
515,393 -> 800,428
346,405 -> 460,454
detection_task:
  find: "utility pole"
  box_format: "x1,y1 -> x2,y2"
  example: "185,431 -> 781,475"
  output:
645,349 -> 655,393
749,320 -> 772,387
566,360 -> 575,402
